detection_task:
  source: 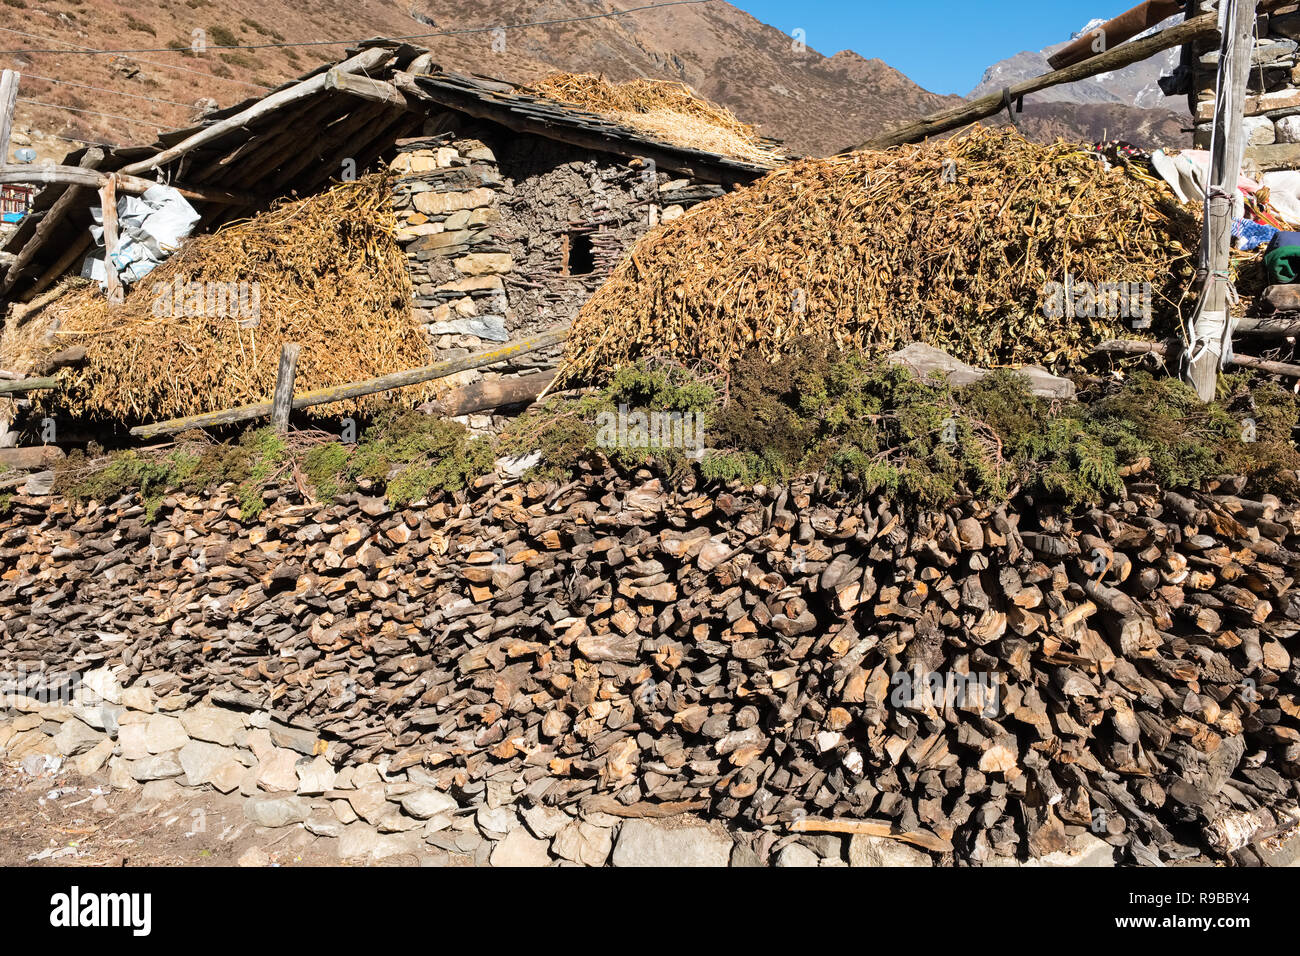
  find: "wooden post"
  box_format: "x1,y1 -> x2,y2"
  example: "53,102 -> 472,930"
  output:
271,343 -> 300,435
98,175 -> 124,306
1184,0 -> 1259,401
0,70 -> 20,164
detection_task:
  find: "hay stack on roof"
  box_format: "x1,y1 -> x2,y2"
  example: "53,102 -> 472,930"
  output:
560,126 -> 1199,383
527,73 -> 785,165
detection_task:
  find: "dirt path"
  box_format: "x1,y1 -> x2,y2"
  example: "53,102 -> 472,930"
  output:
0,759 -> 342,867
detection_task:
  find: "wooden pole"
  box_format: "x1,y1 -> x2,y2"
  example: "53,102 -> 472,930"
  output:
1184,0 -> 1259,401
1094,338 -> 1300,378
97,175 -> 124,306
129,327 -> 569,438
270,343 -> 300,435
0,376 -> 57,394
0,70 -> 20,164
1046,1 -> 1184,70
0,165 -> 259,205
844,9 -> 1236,152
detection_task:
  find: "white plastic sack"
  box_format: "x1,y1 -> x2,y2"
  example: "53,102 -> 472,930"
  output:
81,183 -> 200,289
1151,148 -> 1252,220
1262,170 -> 1300,228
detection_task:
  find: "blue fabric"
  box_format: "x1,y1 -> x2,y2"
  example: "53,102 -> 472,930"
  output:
1235,218 -> 1279,252
1267,229 -> 1300,252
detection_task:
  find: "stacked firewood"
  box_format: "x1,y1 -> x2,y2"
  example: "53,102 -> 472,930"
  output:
1,464 -> 1298,864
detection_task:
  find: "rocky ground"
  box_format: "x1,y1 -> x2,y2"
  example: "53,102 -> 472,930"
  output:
5,687 -> 1300,867
0,686 -> 1118,868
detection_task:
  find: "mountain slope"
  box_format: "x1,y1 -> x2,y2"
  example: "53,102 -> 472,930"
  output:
1,0 -> 1190,165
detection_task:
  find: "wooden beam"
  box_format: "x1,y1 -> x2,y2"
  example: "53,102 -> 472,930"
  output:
1094,338 -> 1300,377
847,12 -> 1222,152
271,343 -> 300,434
1234,314 -> 1300,337
0,376 -> 57,394
117,47 -> 395,178
429,370 -> 557,417
0,70 -> 20,164
1046,1 -> 1183,70
0,164 -> 259,205
1185,0 -> 1259,401
98,176 -> 123,306
128,327 -> 569,438
325,69 -> 416,110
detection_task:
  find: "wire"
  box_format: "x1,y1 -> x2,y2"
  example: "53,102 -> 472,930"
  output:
0,27 -> 274,91
20,73 -> 198,109
17,97 -> 181,130
44,131 -> 121,149
0,1 -> 716,55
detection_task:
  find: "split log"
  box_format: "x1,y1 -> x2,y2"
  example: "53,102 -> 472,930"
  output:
428,370 -> 557,417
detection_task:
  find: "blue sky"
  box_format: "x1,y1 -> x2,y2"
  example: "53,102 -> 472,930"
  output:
730,1 -> 1141,95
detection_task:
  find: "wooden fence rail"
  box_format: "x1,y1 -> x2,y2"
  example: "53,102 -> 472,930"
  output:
128,327 -> 568,438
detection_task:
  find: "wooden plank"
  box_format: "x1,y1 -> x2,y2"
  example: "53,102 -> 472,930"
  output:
98,176 -> 123,306
790,816 -> 954,853
848,12 -> 1222,152
129,327 -> 569,438
1186,0 -> 1259,401
324,69 -> 416,110
270,343 -> 300,434
0,70 -> 20,164
116,47 -> 394,178
0,445 -> 63,468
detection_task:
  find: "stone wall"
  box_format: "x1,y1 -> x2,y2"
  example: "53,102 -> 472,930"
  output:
389,118 -> 705,421
1191,1 -> 1300,152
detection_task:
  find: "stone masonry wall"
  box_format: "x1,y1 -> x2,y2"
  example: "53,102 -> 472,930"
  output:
1192,1 -> 1300,151
389,118 -> 704,423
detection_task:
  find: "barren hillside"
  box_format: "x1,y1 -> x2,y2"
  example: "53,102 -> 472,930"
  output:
1,0 -> 1189,163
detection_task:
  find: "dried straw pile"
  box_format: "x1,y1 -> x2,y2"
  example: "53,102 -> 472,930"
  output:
33,175 -> 429,423
527,72 -> 783,164
561,127 -> 1199,383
